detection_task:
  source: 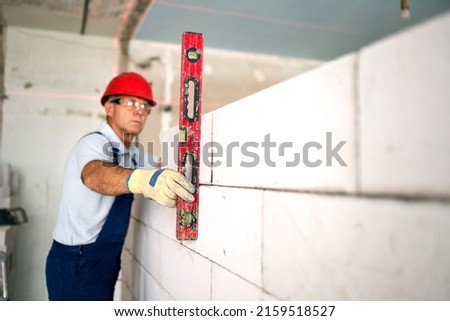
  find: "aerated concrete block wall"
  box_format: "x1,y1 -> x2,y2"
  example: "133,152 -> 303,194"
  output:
121,12 -> 450,301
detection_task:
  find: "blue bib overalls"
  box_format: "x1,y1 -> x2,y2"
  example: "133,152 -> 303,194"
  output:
46,133 -> 134,300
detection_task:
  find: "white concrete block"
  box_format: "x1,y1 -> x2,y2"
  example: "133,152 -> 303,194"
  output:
262,292 -> 279,301
125,215 -> 152,265
142,227 -> 162,283
144,273 -> 174,301
113,279 -> 123,301
134,223 -> 149,269
359,13 -> 450,197
211,54 -> 356,192
199,112 -> 213,184
184,186 -> 263,287
124,216 -> 138,256
120,249 -> 133,295
140,196 -> 177,240
123,227 -> 174,300
211,264 -> 263,300
159,236 -> 211,300
121,249 -> 151,301
131,261 -> 143,300
263,191 -> 450,300
137,265 -> 147,300
119,284 -> 134,301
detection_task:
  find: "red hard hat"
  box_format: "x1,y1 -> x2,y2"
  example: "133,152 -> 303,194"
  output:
100,72 -> 157,106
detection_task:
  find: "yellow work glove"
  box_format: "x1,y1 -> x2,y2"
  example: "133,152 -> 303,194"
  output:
127,168 -> 195,208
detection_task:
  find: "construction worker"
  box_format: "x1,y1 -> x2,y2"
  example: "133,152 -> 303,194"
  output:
45,72 -> 195,300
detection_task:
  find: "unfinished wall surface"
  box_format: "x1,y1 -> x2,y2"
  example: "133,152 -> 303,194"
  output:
1,27 -> 116,300
122,12 -> 450,300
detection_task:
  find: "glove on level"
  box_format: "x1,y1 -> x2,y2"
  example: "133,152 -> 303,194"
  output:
127,168 -> 195,208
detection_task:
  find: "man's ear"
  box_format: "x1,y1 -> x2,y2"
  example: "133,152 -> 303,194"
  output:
104,101 -> 114,118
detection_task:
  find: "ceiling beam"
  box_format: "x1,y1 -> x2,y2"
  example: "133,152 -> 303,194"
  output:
117,0 -> 152,71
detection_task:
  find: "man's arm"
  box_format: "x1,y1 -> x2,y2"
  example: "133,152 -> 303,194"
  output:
81,160 -> 132,196
81,159 -> 195,207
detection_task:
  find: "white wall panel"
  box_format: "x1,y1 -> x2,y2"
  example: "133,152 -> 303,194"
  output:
183,186 -> 264,287
360,13 -> 450,197
159,236 -> 211,300
211,264 -> 263,300
263,191 -> 450,300
211,54 -> 357,193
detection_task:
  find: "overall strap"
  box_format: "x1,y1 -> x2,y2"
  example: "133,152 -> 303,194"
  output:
83,131 -> 120,165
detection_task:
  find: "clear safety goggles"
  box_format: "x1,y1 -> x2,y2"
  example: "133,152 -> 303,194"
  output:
110,97 -> 152,114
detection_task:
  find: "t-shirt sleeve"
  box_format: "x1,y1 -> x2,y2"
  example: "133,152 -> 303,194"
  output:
73,133 -> 113,174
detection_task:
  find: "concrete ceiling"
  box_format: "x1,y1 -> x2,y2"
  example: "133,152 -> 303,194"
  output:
3,0 -> 450,61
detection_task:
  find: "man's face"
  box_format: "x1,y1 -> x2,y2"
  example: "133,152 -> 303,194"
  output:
104,95 -> 151,136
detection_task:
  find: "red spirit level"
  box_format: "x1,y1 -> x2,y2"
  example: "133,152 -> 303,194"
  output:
176,32 -> 203,240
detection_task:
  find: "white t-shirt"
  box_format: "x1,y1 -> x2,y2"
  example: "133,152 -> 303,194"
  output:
52,122 -> 158,245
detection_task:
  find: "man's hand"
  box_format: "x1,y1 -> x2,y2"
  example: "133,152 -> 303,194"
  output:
127,168 -> 195,208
